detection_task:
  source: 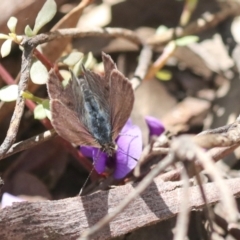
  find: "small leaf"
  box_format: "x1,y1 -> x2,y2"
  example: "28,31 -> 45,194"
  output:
24,25 -> 34,37
59,70 -> 71,87
155,70 -> 172,81
7,17 -> 18,33
21,90 -> 44,104
84,52 -> 96,69
33,0 -> 57,34
34,104 -> 47,119
156,25 -> 168,35
42,99 -> 51,120
1,39 -> 12,57
30,60 -> 49,84
59,52 -> 84,66
0,33 -> 9,40
175,36 -> 199,46
34,100 -> 51,120
0,85 -> 18,102
73,58 -> 84,76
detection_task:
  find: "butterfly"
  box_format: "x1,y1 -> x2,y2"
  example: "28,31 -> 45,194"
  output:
47,52 -> 134,156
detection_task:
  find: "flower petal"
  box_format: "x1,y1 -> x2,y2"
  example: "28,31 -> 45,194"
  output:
80,146 -> 94,158
145,116 -> 165,137
114,123 -> 142,179
1,193 -> 24,209
92,148 -> 108,174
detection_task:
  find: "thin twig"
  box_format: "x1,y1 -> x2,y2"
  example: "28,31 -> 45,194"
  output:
0,44 -> 34,155
173,162 -> 190,240
130,45 -> 153,90
193,166 -> 214,233
145,41 -> 176,80
27,27 -> 143,47
0,130 -> 57,160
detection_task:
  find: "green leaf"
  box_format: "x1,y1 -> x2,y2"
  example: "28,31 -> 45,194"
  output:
1,39 -> 12,57
42,99 -> 51,120
34,104 -> 47,119
73,58 -> 84,76
0,85 -> 18,102
59,70 -> 71,87
33,0 -> 57,35
59,52 -> 84,66
156,25 -> 168,35
84,52 -> 96,69
24,25 -> 34,37
21,90 -> 44,104
175,36 -> 199,46
7,17 -> 18,33
34,100 -> 51,120
30,60 -> 49,84
0,33 -> 9,40
72,52 -> 96,76
155,70 -> 172,81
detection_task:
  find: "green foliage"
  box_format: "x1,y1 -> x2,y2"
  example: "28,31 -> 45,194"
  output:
59,70 -> 71,87
30,60 -> 49,84
155,70 -> 172,81
73,52 -> 96,76
175,35 -> 199,46
7,17 -> 18,33
34,100 -> 51,120
156,25 -> 168,35
59,52 -> 84,66
0,85 -> 18,102
32,0 -> 57,35
1,39 -> 12,57
24,25 -> 34,37
0,33 -> 9,40
21,91 -> 44,104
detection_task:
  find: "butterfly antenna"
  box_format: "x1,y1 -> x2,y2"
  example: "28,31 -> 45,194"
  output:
117,146 -> 138,162
79,167 -> 94,196
79,149 -> 101,196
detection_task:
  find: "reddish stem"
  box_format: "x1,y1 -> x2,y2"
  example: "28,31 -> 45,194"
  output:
33,49 -> 53,71
0,63 -> 16,85
33,49 -> 63,81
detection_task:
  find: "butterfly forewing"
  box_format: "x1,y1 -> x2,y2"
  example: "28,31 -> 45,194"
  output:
81,67 -> 109,115
109,70 -> 134,141
102,52 -> 117,83
48,69 -> 83,113
47,70 -> 100,147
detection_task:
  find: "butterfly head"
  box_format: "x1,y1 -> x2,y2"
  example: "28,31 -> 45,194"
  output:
101,142 -> 117,157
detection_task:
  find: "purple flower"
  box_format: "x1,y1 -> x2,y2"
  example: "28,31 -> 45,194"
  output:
80,120 -> 142,179
145,116 -> 165,137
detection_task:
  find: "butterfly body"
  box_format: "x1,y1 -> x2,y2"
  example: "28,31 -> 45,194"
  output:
47,52 -> 134,156
77,71 -> 115,155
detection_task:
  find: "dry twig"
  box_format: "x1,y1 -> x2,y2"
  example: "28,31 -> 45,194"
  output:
0,130 -> 57,160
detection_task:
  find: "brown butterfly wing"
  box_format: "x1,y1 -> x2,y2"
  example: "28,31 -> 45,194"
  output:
51,99 -> 100,147
47,69 -> 100,147
81,67 -> 109,115
47,69 -> 83,114
109,69 -> 134,141
102,52 -> 117,83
